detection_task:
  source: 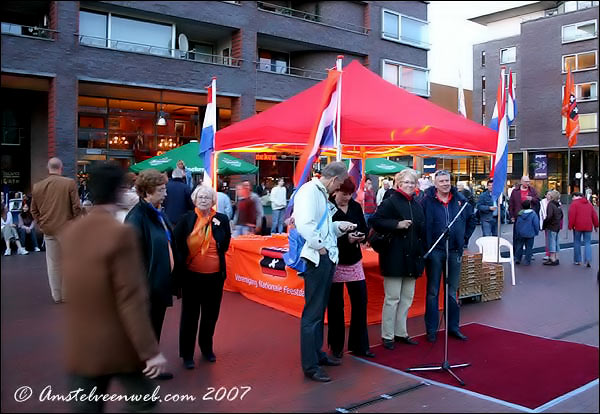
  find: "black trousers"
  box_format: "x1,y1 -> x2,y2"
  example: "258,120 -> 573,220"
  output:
179,271 -> 224,360
69,372 -> 156,413
149,300 -> 167,342
327,279 -> 369,354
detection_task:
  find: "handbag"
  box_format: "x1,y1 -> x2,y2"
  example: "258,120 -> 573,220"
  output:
283,208 -> 329,274
367,228 -> 393,253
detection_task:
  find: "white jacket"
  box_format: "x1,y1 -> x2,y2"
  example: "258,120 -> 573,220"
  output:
293,178 -> 344,266
270,186 -> 287,210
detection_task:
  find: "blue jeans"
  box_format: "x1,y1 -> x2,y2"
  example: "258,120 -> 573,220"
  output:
301,254 -> 335,375
18,228 -> 39,249
271,208 -> 285,234
547,231 -> 560,253
425,249 -> 462,335
515,236 -> 534,264
573,230 -> 592,264
364,213 -> 373,226
481,219 -> 498,236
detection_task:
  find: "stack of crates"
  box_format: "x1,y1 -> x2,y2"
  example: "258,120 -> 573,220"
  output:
458,252 -> 483,299
481,263 -> 504,302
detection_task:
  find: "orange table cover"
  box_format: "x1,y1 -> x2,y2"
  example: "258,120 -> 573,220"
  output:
225,235 -> 443,325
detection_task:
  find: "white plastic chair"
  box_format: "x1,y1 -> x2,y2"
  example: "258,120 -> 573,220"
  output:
475,236 -> 516,286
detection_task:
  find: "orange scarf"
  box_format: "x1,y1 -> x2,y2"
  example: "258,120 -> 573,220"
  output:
187,208 -> 216,261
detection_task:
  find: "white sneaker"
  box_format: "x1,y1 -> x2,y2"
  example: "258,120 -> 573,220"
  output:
34,247 -> 41,252
4,249 -> 11,256
18,248 -> 29,255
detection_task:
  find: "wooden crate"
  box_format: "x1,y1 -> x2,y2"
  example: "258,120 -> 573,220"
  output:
481,263 -> 504,302
459,252 -> 484,299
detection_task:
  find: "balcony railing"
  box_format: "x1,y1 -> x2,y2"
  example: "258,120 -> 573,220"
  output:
77,35 -> 243,67
255,62 -> 328,80
257,1 -> 369,35
1,22 -> 57,40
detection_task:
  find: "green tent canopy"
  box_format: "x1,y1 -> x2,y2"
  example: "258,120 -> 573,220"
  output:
130,142 -> 258,175
343,158 -> 408,176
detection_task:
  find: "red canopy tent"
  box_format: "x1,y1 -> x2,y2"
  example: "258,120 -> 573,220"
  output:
215,60 -> 497,159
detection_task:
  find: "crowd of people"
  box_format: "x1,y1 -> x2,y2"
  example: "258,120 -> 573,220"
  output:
1,157 -> 598,403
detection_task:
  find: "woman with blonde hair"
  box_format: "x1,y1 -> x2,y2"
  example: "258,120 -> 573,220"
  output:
174,185 -> 231,368
370,169 -> 426,349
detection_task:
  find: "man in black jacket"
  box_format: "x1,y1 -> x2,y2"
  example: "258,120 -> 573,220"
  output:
163,168 -> 194,226
421,171 -> 476,343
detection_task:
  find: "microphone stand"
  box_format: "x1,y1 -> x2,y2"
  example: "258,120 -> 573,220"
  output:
406,201 -> 470,386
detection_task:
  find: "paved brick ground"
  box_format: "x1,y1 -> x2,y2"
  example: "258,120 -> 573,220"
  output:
1,226 -> 598,413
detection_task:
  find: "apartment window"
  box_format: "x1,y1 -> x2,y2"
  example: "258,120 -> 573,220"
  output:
79,11 -> 173,57
500,47 -> 516,64
562,20 -> 597,43
381,9 -> 429,49
258,49 -> 289,74
79,11 -> 107,47
481,51 -> 486,67
563,51 -> 598,71
382,60 -> 429,96
562,113 -> 598,132
577,82 -> 598,101
561,1 -> 600,13
508,125 -> 517,140
503,72 -> 516,88
481,76 -> 486,105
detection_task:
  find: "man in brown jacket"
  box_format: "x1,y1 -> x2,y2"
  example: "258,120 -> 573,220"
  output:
62,161 -> 167,412
30,158 -> 82,303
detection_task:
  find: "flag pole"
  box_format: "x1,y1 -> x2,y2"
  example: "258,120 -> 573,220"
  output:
497,193 -> 502,263
565,147 -> 570,238
335,55 -> 343,162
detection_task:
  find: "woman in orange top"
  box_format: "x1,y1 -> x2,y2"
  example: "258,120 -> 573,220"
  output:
174,185 -> 231,369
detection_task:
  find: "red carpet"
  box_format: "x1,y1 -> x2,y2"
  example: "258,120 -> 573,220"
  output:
362,323 -> 599,410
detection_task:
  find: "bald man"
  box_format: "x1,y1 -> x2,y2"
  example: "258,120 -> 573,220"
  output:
31,158 -> 82,304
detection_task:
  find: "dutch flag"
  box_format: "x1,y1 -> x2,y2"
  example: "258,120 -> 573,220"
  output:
348,159 -> 363,199
491,68 -> 508,201
199,77 -> 217,187
507,69 -> 517,125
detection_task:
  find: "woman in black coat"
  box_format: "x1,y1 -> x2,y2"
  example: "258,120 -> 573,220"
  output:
125,169 -> 175,342
326,178 -> 374,359
370,169 -> 426,350
174,185 -> 231,369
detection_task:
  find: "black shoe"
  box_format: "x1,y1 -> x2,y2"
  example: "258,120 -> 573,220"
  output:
395,336 -> 418,345
318,356 -> 341,366
449,330 -> 468,341
305,368 -> 331,382
515,261 -> 520,265
331,351 -> 343,359
202,352 -> 217,363
156,372 -> 174,380
353,350 -> 375,358
426,333 -> 437,343
183,359 -> 195,370
586,262 -> 591,268
382,339 -> 395,350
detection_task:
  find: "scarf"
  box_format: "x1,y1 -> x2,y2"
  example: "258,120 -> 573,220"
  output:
396,188 -> 414,201
187,208 -> 216,259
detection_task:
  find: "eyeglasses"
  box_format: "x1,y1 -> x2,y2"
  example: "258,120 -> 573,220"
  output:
196,195 -> 212,200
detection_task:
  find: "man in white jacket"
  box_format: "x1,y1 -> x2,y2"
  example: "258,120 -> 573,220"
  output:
293,161 -> 356,382
270,178 -> 287,233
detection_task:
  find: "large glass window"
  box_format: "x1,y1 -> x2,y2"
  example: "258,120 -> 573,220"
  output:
500,47 -> 516,64
111,16 -> 172,57
258,49 -> 289,74
382,9 -> 429,49
383,60 -> 429,96
562,20 -> 597,43
563,51 -> 598,71
79,11 -> 107,47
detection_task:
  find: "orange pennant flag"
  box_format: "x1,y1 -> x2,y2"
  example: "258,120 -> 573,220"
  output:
562,64 -> 580,147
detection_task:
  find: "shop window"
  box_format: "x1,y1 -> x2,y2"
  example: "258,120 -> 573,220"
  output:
562,20 -> 597,43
